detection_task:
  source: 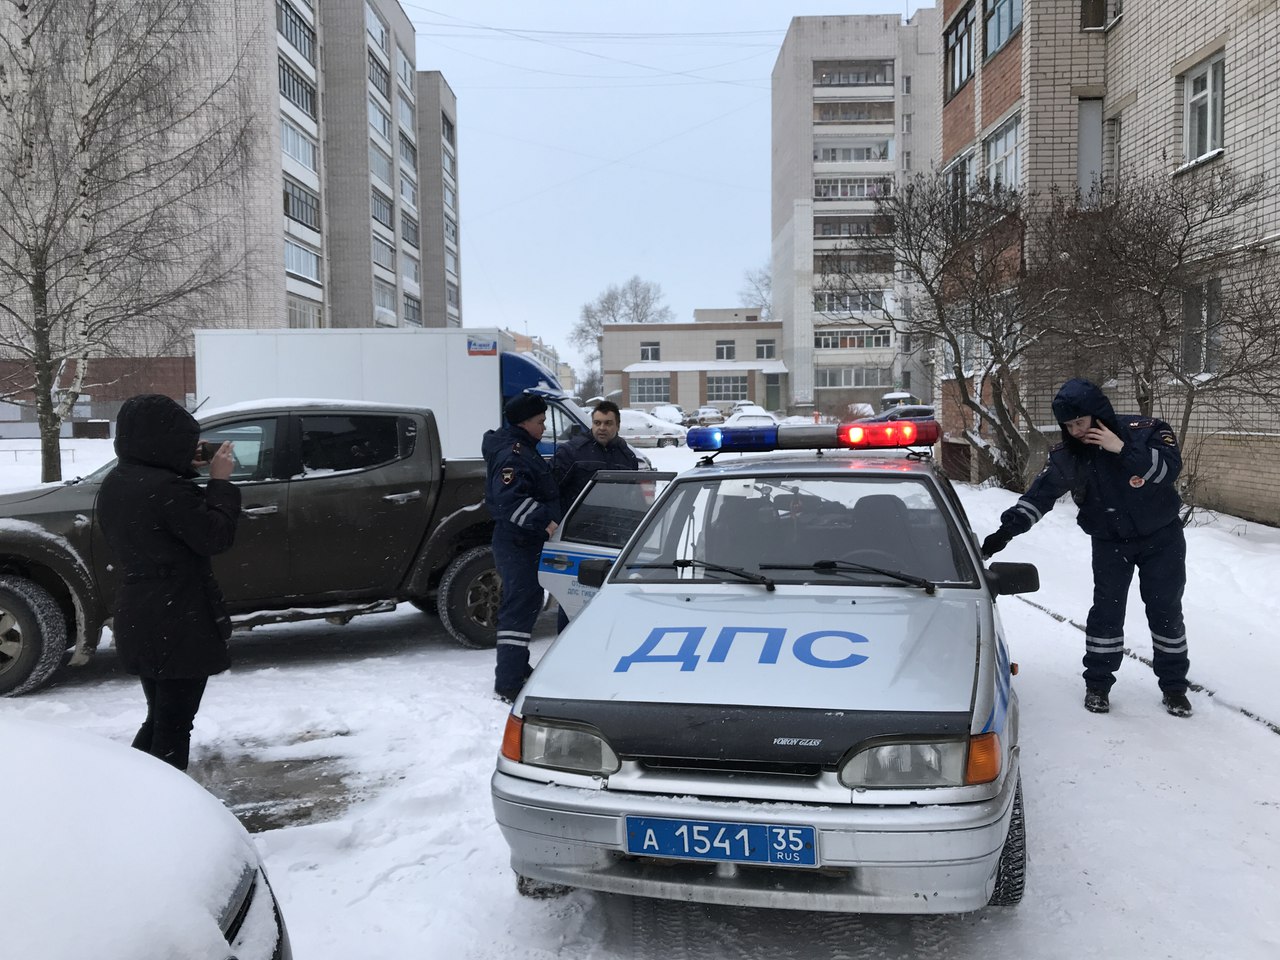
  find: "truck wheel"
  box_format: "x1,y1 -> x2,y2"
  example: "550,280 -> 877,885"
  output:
987,776 -> 1026,906
437,546 -> 499,649
0,576 -> 68,697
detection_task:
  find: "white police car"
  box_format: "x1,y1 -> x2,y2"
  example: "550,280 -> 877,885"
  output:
494,420 -> 1038,914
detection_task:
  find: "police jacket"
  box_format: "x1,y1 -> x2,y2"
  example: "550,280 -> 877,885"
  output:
99,395 -> 241,679
1001,380 -> 1182,542
482,423 -> 563,544
552,432 -> 640,512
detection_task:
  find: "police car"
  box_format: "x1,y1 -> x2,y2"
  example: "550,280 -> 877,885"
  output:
492,420 -> 1038,914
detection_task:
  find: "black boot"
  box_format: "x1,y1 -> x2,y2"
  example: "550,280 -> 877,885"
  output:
1084,688 -> 1110,714
1162,692 -> 1192,717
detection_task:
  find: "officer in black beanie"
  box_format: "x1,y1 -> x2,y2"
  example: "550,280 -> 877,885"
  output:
481,392 -> 562,701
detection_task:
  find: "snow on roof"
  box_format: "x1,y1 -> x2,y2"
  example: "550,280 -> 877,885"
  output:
622,359 -> 788,374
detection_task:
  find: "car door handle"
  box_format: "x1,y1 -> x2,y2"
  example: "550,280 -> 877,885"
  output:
241,505 -> 279,517
544,554 -> 571,570
383,490 -> 422,504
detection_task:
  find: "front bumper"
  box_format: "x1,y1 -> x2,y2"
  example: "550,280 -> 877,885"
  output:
491,763 -> 1020,914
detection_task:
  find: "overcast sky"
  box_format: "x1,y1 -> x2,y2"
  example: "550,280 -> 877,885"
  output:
403,2 -> 929,372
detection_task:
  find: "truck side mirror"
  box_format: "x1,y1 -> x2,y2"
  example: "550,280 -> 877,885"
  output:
578,559 -> 612,588
985,562 -> 1040,596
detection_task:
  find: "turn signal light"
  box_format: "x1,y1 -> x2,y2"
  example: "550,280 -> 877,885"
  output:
965,732 -> 1001,784
501,714 -> 523,761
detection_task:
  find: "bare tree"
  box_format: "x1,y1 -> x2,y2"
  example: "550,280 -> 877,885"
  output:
0,0 -> 258,481
570,275 -> 674,377
738,262 -> 772,321
816,172 -> 1068,488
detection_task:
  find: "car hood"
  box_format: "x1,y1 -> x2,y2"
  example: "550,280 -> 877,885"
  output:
525,584 -> 980,713
0,482 -> 76,506
2,718 -> 261,960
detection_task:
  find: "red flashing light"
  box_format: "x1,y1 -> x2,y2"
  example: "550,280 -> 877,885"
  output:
837,419 -> 940,448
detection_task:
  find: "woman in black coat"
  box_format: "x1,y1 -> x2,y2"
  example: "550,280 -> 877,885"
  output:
98,394 -> 240,770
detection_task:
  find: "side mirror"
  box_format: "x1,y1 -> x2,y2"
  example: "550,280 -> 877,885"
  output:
985,561 -> 1040,596
578,558 -> 612,588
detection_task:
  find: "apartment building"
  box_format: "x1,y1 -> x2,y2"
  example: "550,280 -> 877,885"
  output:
416,72 -> 463,327
939,0 -> 1280,522
770,10 -> 941,418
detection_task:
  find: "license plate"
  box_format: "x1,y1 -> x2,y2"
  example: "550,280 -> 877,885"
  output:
625,816 -> 818,868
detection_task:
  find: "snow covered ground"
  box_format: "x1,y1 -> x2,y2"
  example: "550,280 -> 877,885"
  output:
2,440 -> 1278,959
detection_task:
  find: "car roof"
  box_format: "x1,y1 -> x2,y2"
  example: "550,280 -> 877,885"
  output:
678,449 -> 940,481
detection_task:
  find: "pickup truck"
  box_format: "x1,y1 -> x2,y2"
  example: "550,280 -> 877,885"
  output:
0,400 -> 518,696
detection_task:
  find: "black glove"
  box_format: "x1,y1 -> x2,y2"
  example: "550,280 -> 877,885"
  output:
981,527 -> 1014,560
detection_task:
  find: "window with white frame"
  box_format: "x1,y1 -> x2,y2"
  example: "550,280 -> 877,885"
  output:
403,294 -> 421,326
639,341 -> 660,362
446,281 -> 459,308
705,376 -> 748,402
945,4 -> 976,99
281,118 -> 317,171
984,114 -> 1020,186
372,234 -> 395,271
814,328 -> 892,349
397,46 -> 415,91
403,253 -> 419,286
369,143 -> 392,184
1181,278 -> 1221,373
283,178 -> 320,231
1183,54 -> 1224,162
373,279 -> 396,322
813,177 -> 890,200
441,113 -> 455,146
368,96 -> 391,140
814,290 -> 886,313
902,113 -> 913,133
284,239 -> 320,282
279,58 -> 316,118
399,97 -> 415,131
985,0 -> 1022,57
368,52 -> 390,99
402,213 -> 419,248
715,340 -> 736,361
371,188 -> 393,227
445,249 -> 458,276
399,133 -> 417,168
444,216 -> 458,244
756,339 -> 776,359
400,174 -> 417,210
365,2 -> 388,52
277,0 -> 315,64
287,295 -> 321,328
814,141 -> 892,163
813,366 -> 893,388
903,75 -> 912,94
443,184 -> 456,210
630,377 -> 670,403
442,147 -> 456,176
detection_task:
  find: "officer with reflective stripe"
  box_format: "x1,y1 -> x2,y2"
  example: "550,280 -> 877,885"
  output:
482,393 -> 562,701
981,378 -> 1193,717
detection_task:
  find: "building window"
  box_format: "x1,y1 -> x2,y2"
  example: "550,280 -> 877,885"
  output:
400,174 -> 418,210
399,133 -> 417,168
714,340 -> 736,361
287,295 -> 320,328
445,249 -> 458,276
901,370 -> 912,390
444,216 -> 458,244
903,74 -> 912,94
814,328 -> 892,349
372,234 -> 396,271
984,114 -> 1021,186
403,294 -> 422,326
756,339 -> 776,360
365,2 -> 388,52
904,150 -> 913,171
373,279 -> 397,323
443,184 -> 456,211
402,213 -> 419,248
812,60 -> 894,86
1183,55 -> 1225,162
442,113 -> 456,146
630,377 -> 670,404
369,96 -> 391,140
279,58 -> 316,118
284,239 -> 320,282
814,291 -> 886,313
814,216 -> 881,238
902,113 -> 912,133
1108,116 -> 1123,177
397,46 -> 415,92
1081,0 -> 1105,27
985,0 -> 1022,57
399,97 -> 415,131
945,4 -> 976,99
281,118 -> 317,171
446,281 -> 459,308
276,0 -> 315,64
403,254 -> 419,286
813,101 -> 895,124
369,51 -> 391,99
813,177 -> 890,200
814,141 -> 892,163
1181,279 -> 1221,373
639,341 -> 660,362
814,366 -> 893,388
283,178 -> 320,230
705,376 -> 747,402
369,143 -> 392,184
442,147 -> 456,176
371,188 -> 393,227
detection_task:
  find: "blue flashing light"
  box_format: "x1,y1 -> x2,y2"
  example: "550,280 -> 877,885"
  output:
688,424 -> 778,453
686,426 -> 724,451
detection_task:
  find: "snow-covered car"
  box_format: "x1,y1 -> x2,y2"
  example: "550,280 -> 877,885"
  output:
648,403 -> 687,426
494,419 -> 1038,914
723,407 -> 779,427
2,717 -> 291,959
692,405 -> 725,426
618,408 -> 688,447
857,404 -> 936,423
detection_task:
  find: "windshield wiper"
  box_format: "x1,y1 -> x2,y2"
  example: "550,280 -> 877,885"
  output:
760,559 -> 936,595
627,559 -> 776,592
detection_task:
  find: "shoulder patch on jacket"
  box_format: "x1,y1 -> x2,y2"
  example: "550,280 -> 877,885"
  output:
1159,430 -> 1177,445
501,466 -> 515,484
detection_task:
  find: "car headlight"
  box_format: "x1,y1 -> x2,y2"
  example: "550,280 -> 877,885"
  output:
839,734 -> 1001,788
503,716 -> 620,776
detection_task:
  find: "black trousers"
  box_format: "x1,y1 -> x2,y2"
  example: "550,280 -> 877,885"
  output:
132,676 -> 208,771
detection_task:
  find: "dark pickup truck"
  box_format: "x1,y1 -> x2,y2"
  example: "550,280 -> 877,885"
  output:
0,401 -> 513,696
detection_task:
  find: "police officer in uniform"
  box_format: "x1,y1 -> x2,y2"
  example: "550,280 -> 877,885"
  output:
482,393 -> 562,701
981,378 -> 1193,717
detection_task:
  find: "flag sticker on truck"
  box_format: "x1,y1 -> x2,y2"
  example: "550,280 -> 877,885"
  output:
467,338 -> 498,355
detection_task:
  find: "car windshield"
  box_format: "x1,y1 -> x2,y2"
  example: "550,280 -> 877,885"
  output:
617,473 -> 978,587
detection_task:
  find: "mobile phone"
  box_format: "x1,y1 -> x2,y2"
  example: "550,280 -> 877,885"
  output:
198,441 -> 220,462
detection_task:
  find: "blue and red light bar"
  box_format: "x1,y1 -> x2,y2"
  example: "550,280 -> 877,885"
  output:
687,420 -> 940,454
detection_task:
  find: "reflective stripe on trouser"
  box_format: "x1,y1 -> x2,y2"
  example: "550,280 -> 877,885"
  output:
1084,520 -> 1189,694
492,533 -> 544,695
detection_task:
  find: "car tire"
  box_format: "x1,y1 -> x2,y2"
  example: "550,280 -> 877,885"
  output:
516,874 -> 572,899
987,775 -> 1026,906
437,545 -> 500,649
0,576 -> 68,697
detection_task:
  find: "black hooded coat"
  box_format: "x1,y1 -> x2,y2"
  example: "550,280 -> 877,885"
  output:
98,395 -> 241,679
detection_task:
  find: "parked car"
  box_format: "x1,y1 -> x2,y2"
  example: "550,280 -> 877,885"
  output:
3,717 -> 291,959
495,418 -> 1037,914
648,404 -> 687,426
618,408 -> 687,447
856,404 -> 935,423
723,405 -> 779,427
692,406 -> 725,426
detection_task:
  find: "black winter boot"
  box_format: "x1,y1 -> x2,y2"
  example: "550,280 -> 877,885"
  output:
1084,688 -> 1110,714
1162,692 -> 1192,717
